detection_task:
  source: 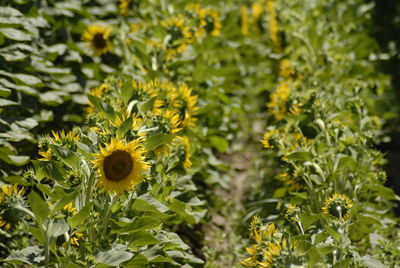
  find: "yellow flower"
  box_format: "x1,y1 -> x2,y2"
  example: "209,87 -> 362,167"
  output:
38,149 -> 52,161
161,16 -> 192,59
267,80 -> 290,121
82,24 -> 112,56
279,59 -> 294,79
251,1 -> 263,35
176,84 -> 198,129
243,216 -> 294,268
0,184 -> 25,230
277,172 -> 303,191
51,129 -> 80,144
240,5 -> 249,36
63,202 -> 77,214
130,22 -> 142,33
265,0 -> 281,51
177,136 -> 192,169
93,137 -> 149,194
198,8 -> 222,37
284,203 -> 300,222
322,193 -> 353,222
119,0 -> 132,17
260,129 -> 278,149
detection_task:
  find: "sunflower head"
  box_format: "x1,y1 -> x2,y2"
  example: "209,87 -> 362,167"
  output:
199,8 -> 222,37
322,193 -> 353,222
161,16 -> 192,59
240,5 -> 249,36
284,203 -> 300,222
176,84 -> 198,129
277,172 -> 303,191
93,138 -> 149,194
119,0 -> 132,16
82,24 -> 112,56
243,216 -> 294,268
0,184 -> 26,231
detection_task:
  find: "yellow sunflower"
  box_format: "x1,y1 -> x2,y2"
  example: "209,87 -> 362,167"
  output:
176,84 -> 199,129
161,16 -> 192,59
38,149 -> 52,161
119,0 -> 132,17
93,138 -> 149,194
322,193 -> 353,222
198,8 -> 222,37
82,24 -> 112,56
240,5 -> 249,36
0,184 -> 25,231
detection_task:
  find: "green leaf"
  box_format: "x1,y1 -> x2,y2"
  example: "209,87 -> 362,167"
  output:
27,191 -> 49,224
128,231 -> 159,248
32,160 -> 66,183
144,134 -> 174,150
361,256 -> 386,268
138,98 -> 156,113
116,116 -> 133,138
209,136 -> 229,153
0,98 -> 18,106
53,192 -> 77,213
0,28 -> 31,41
325,226 -> 341,242
48,219 -> 69,238
121,81 -> 134,105
0,7 -> 23,17
114,216 -> 161,234
87,94 -> 115,121
0,70 -> 42,86
49,145 -> 80,169
39,91 -> 66,106
132,193 -> 169,214
0,87 -> 11,97
68,203 -> 92,229
95,248 -> 133,266
284,151 -> 313,161
0,152 -> 30,166
5,246 -> 44,265
125,254 -> 148,267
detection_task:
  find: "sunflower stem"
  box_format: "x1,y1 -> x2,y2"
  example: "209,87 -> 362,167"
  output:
100,194 -> 115,238
85,172 -> 96,207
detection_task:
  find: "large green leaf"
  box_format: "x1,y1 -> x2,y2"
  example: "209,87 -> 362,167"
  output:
27,191 -> 50,224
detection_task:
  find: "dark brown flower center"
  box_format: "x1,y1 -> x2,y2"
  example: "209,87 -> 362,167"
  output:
93,33 -> 107,49
103,150 -> 133,182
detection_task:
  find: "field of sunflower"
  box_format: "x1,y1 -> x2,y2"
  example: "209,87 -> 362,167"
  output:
1,0 -> 400,267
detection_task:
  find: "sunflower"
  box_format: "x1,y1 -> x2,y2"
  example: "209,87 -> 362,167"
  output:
0,184 -> 26,231
277,172 -> 303,191
144,80 -> 180,115
267,80 -> 290,121
82,24 -> 112,56
151,110 -> 182,157
176,84 -> 198,129
161,16 -> 192,59
266,0 -> 281,51
251,1 -> 264,35
242,215 -> 295,268
240,5 -> 249,36
322,193 -> 353,222
260,129 -> 279,149
178,136 -> 192,169
284,203 -> 300,222
38,149 -> 52,161
198,8 -> 222,37
93,138 -> 149,194
119,0 -> 132,17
